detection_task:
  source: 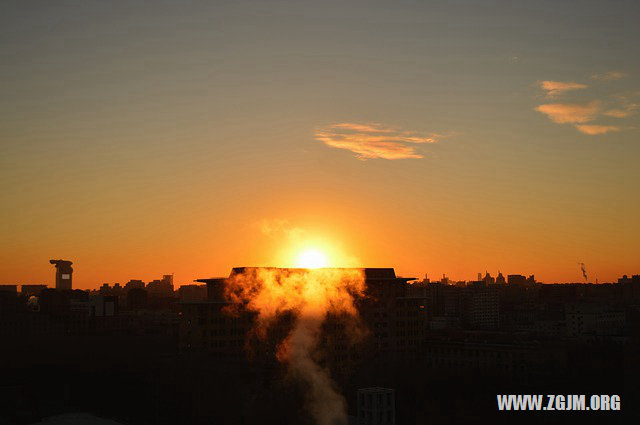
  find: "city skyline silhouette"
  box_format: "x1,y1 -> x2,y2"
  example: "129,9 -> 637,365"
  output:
1,1 -> 638,424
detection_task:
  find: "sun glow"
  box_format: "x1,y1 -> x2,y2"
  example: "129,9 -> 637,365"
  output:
266,225 -> 361,269
295,249 -> 329,269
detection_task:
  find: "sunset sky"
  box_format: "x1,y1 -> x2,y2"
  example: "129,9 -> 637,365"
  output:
1,1 -> 639,288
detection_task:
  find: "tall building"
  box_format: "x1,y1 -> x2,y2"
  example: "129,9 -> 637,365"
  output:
357,387 -> 395,425
49,259 -> 73,290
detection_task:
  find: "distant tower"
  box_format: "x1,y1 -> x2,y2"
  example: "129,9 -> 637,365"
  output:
50,259 -> 73,290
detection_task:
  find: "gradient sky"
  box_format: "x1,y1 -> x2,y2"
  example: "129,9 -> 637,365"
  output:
1,0 -> 639,288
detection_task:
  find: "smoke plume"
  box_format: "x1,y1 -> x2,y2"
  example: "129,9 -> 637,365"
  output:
580,262 -> 588,282
225,267 -> 366,425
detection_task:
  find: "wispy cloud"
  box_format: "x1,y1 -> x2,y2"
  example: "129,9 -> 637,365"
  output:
604,109 -> 634,118
603,103 -> 637,118
574,125 -> 621,135
539,80 -> 587,97
534,72 -> 635,136
535,102 -> 599,124
591,71 -> 626,81
314,123 -> 439,160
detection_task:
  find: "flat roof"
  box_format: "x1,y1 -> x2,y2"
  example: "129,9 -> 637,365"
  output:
195,267 -> 415,283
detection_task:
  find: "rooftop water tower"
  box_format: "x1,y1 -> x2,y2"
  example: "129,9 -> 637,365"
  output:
50,259 -> 73,290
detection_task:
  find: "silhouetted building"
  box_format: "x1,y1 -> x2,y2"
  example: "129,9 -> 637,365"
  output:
507,274 -> 527,285
91,295 -> 118,317
98,283 -> 125,297
112,283 -> 123,296
357,387 -> 395,425
124,279 -> 145,292
465,286 -> 499,329
565,303 -> 625,339
429,315 -> 461,330
423,335 -> 567,379
21,284 -> 47,297
126,287 -> 148,309
178,284 -> 207,302
147,275 -> 174,297
200,278 -> 226,301
425,282 -> 462,319
0,285 -> 18,293
496,272 -> 506,285
482,272 -> 495,285
49,259 -> 73,290
617,274 -> 640,285
389,296 -> 427,360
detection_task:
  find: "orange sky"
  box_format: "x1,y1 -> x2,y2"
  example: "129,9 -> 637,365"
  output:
1,2 -> 639,288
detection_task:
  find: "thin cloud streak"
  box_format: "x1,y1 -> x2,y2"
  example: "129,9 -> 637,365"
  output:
539,80 -> 587,97
604,103 -> 637,118
574,125 -> 621,135
314,123 -> 439,160
604,109 -> 634,118
591,71 -> 626,81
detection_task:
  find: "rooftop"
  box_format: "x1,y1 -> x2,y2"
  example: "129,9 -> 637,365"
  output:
195,267 -> 415,283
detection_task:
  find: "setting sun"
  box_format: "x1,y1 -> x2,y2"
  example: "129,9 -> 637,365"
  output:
295,249 -> 329,269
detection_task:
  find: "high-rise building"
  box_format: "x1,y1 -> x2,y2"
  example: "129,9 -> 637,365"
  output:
49,259 -> 73,290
